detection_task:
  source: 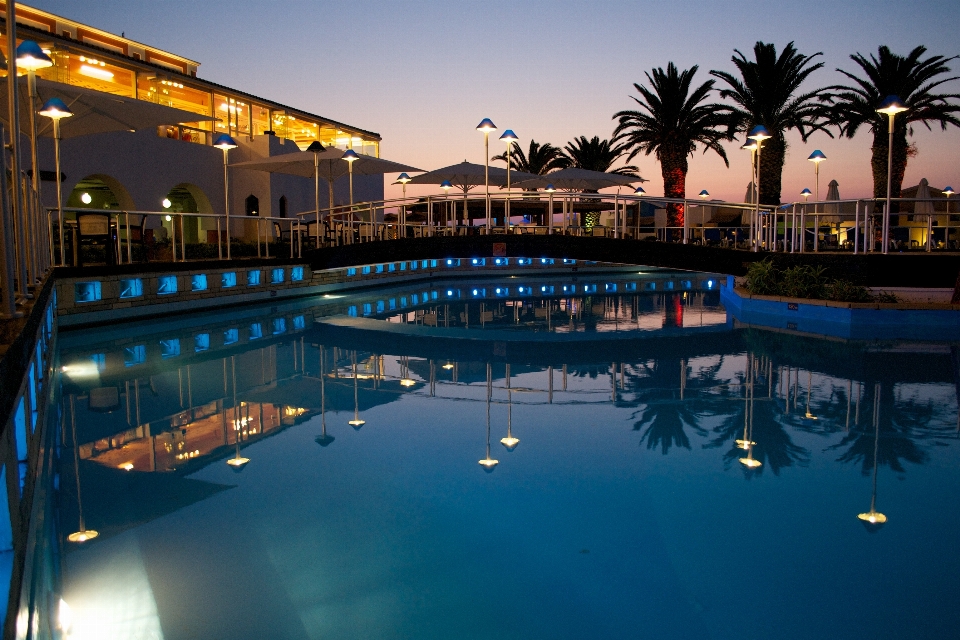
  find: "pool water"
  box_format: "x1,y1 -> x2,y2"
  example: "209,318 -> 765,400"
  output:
55,273 -> 960,640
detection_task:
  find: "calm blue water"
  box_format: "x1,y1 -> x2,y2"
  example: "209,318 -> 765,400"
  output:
54,272 -> 960,640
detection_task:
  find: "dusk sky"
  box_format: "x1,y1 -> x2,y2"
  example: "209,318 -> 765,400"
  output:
33,0 -> 960,203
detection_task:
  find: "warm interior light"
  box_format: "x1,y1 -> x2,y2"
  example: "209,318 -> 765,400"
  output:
119,462 -> 134,471
79,64 -> 114,81
67,529 -> 99,543
80,192 -> 92,204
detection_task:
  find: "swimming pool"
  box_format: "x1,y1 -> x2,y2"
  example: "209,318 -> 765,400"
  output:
54,272 -> 960,639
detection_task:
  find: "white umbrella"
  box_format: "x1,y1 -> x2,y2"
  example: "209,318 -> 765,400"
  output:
823,179 -> 841,219
744,182 -> 756,205
513,167 -> 645,190
915,178 -> 935,214
408,161 -> 539,225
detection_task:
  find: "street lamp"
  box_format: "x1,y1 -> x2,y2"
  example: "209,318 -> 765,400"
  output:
349,351 -> 365,428
876,95 -> 908,254
741,139 -> 758,249
307,140 -> 324,246
747,127 -> 771,252
500,129 -> 518,230
342,149 -> 359,206
945,186 -> 955,248
476,118 -> 497,231
808,150 -> 826,253
395,172 -> 411,229
17,41 -> 53,279
440,180 -> 453,229
545,184 -> 556,234
213,134 -> 238,259
38,97 -> 73,266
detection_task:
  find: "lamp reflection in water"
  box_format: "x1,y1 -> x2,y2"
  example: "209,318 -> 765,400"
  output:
738,355 -> 762,468
858,383 -> 887,532
400,355 -> 415,387
226,356 -> 250,470
804,370 -> 818,420
315,346 -> 335,446
500,363 -> 519,451
479,362 -> 499,472
349,350 -> 366,428
67,395 -> 99,543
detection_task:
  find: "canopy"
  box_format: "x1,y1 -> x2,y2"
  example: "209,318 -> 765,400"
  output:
915,178 -> 935,214
232,149 -> 421,211
0,77 -> 216,139
823,179 -> 841,222
407,161 -> 539,192
744,181 -> 756,205
513,167 -> 645,191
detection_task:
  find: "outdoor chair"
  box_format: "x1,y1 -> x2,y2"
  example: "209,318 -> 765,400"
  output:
76,212 -> 116,266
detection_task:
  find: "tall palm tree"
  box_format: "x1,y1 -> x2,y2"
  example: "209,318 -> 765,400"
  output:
710,41 -> 832,205
491,139 -> 569,175
613,63 -> 734,229
560,136 -> 639,176
826,46 -> 960,209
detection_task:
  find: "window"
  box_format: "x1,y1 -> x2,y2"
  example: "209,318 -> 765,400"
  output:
120,278 -> 143,298
194,333 -> 211,352
249,323 -> 263,340
224,328 -> 239,345
272,318 -> 286,334
292,315 -> 305,330
245,194 -> 259,216
191,274 -> 208,291
270,268 -> 284,284
346,268 -> 357,277
278,196 -> 288,218
291,266 -> 304,282
124,345 -> 146,367
222,272 -> 237,288
158,276 -> 178,295
160,339 -> 181,359
247,270 -> 261,286
74,281 -> 101,303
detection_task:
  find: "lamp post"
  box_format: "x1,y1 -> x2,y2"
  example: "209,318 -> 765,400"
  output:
4,0 -> 27,311
342,149 -> 359,206
66,395 -> 98,543
747,127 -> 771,252
545,184 -> 556,234
945,186 -> 955,249
476,118 -> 497,231
807,150 -> 826,252
213,134 -> 237,259
440,180 -> 453,230
876,96 -> 908,254
500,364 -> 519,451
634,186 -> 645,240
799,188 -> 812,253
395,172 -> 411,230
17,41 -> 53,281
697,190 -> 709,244
306,140 -> 324,247
479,362 -> 498,472
349,351 -> 365,428
38,97 -> 73,266
741,139 -> 757,249
500,129 -> 518,231
857,383 -> 887,531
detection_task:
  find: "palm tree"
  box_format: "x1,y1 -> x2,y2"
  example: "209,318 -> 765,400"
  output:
491,139 -> 569,175
710,41 -> 832,205
560,136 -> 639,176
613,63 -> 734,229
826,46 -> 960,209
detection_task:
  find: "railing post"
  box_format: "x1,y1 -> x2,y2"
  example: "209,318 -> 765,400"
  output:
853,200 -> 860,255
217,217 -> 223,260
180,215 -> 186,261
126,212 -> 132,264
265,219 -> 270,258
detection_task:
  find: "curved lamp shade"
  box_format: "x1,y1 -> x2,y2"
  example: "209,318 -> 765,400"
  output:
876,95 -> 907,116
800,188 -> 812,198
544,184 -> 556,193
634,186 -> 646,195
213,134 -> 238,150
698,189 -> 709,198
741,140 -> 758,151
476,118 -> 497,132
39,97 -> 74,120
440,180 -> 453,191
16,41 -> 53,71
499,129 -> 518,142
943,186 -> 955,196
395,172 -> 411,184
342,149 -> 360,162
807,149 -> 827,163
747,125 -> 771,141
306,140 -> 325,153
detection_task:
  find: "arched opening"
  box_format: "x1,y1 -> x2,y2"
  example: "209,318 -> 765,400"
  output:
245,194 -> 260,217
67,174 -> 135,210
161,183 -> 215,244
278,196 -> 287,218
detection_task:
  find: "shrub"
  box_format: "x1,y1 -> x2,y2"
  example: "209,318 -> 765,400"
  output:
744,259 -> 779,295
780,265 -> 827,299
826,279 -> 873,302
743,259 -> 892,303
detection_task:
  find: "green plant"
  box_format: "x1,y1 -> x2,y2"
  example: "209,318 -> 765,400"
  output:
780,264 -> 828,299
826,279 -> 873,302
744,258 -> 780,295
874,291 -> 900,303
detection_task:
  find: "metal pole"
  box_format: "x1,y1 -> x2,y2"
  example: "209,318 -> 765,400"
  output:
548,191 -> 553,234
505,142 -> 511,232
314,153 -> 321,247
27,70 -> 41,282
223,149 -> 231,259
126,211 -> 132,264
754,143 -> 762,252
348,161 -> 354,206
6,11 -> 27,301
216,217 -> 222,259
883,112 -> 894,254
853,200 -> 860,255
0,122 -> 18,318
484,131 -> 490,231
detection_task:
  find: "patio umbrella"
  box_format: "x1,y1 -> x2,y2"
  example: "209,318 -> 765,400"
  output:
822,179 -> 843,246
232,149 -> 421,213
744,181 -> 756,205
513,167 -> 645,190
407,161 -> 539,224
915,178 -> 935,214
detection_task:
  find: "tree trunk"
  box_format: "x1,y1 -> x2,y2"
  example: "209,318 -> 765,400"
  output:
660,149 -> 687,230
758,134 -> 786,206
871,124 -> 908,213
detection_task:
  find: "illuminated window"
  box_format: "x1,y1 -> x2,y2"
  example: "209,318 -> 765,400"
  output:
247,270 -> 261,286
191,274 -> 208,291
120,278 -> 143,298
158,276 -> 178,295
222,272 -> 237,288
74,281 -> 101,303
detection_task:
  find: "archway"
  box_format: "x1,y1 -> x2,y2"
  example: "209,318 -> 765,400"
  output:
245,194 -> 260,217
67,174 -> 135,210
162,183 -> 215,244
278,196 -> 288,218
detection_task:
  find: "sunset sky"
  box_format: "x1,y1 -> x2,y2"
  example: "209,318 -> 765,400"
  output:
33,0 -> 960,203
